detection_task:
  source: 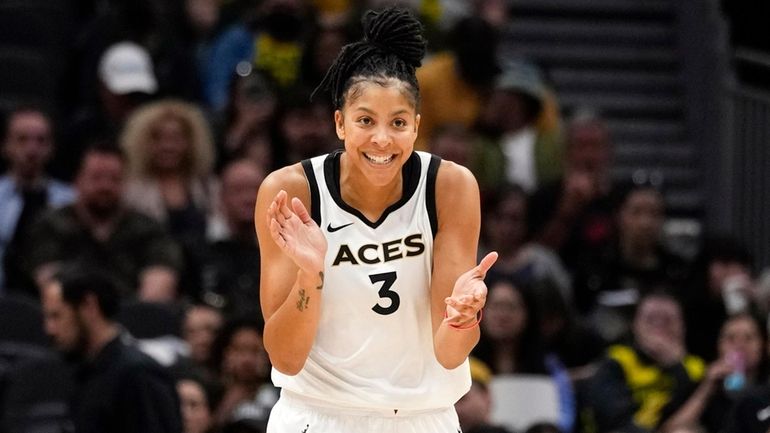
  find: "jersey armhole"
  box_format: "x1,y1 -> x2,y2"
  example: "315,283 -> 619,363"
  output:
426,155 -> 441,239
301,159 -> 321,226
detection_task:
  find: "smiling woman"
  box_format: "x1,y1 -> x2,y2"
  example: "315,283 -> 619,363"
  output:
253,7 -> 497,433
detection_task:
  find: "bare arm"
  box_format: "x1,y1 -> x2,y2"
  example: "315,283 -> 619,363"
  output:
255,165 -> 327,375
660,359 -> 732,432
430,161 -> 497,369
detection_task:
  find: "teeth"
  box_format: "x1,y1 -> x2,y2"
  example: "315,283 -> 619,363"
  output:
364,153 -> 395,165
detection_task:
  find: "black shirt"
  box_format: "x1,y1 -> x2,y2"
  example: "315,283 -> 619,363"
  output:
71,334 -> 182,433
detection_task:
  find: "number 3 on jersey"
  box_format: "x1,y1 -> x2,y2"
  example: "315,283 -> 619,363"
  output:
370,271 -> 399,315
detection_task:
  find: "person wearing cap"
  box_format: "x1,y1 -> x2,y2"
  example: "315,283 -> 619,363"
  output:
56,41 -> 160,182
474,59 -> 564,196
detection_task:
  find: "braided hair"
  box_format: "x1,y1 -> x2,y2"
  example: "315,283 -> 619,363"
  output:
312,7 -> 427,110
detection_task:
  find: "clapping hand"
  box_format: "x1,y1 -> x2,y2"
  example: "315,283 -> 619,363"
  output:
267,190 -> 327,274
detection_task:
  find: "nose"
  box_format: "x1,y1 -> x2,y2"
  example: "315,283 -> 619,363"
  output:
371,125 -> 391,148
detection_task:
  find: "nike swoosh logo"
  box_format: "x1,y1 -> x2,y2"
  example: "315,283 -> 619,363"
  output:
327,222 -> 353,232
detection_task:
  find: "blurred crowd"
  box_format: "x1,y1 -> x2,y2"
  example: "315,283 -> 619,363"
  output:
1,1 -> 769,433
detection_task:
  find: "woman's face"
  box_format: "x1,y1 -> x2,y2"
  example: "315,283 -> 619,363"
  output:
618,188 -> 664,250
177,379 -> 212,433
335,80 -> 420,188
482,281 -> 527,341
719,315 -> 764,374
150,116 -> 190,172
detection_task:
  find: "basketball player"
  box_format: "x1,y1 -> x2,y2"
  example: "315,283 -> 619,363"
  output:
254,7 -> 498,432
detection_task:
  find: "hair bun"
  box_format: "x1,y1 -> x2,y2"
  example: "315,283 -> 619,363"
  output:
362,7 -> 427,68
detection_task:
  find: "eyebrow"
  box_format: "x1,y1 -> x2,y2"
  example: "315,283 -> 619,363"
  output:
353,106 -> 411,117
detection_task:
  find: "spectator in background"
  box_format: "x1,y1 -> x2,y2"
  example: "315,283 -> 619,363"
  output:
57,41 -> 159,181
120,99 -> 218,297
662,312 -> 769,433
415,16 -> 500,151
24,145 -> 182,301
475,59 -> 564,195
201,159 -> 265,317
481,184 -> 572,302
684,235 -> 759,362
573,180 -> 690,343
473,274 -> 576,432
177,370 -> 221,433
204,0 -> 312,112
210,318 -> 275,429
274,86 -> 338,164
428,123 -> 475,169
528,110 -> 614,272
726,384 -> 770,433
587,291 -> 705,433
182,303 -> 224,378
455,357 -> 514,433
0,107 -> 75,295
41,266 -> 182,433
218,66 -> 280,172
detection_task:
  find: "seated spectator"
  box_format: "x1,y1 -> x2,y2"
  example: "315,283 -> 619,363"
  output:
429,123 -> 476,169
24,145 -> 183,301
177,369 -> 222,433
725,384 -> 770,433
41,265 -> 182,433
474,59 -> 564,194
217,67 -> 280,172
120,99 -> 218,295
481,184 -> 572,302
455,357 -> 514,433
684,235 -> 760,362
210,318 -> 275,428
587,291 -> 705,433
204,0 -> 311,112
473,274 -> 575,432
202,159 -> 265,318
274,86 -> 338,164
59,41 -> 159,181
573,180 -> 691,342
528,110 -> 615,272
182,303 -> 224,378
0,106 -> 75,295
415,16 -> 500,151
662,312 -> 769,433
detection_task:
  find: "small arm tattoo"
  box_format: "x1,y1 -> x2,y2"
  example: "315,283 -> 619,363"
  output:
296,289 -> 310,311
316,271 -> 324,290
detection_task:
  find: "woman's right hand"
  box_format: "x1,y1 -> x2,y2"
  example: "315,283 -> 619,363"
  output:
266,190 -> 327,275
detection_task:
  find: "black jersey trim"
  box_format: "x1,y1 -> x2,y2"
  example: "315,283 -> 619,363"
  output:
301,158 -> 321,226
426,154 -> 441,238
323,149 -> 422,228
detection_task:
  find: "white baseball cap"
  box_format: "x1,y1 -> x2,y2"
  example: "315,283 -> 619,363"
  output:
98,41 -> 158,95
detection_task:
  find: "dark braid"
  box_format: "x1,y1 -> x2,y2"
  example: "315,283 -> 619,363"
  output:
312,7 -> 427,109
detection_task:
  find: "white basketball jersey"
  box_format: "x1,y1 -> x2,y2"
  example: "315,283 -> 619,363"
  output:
271,150 -> 471,410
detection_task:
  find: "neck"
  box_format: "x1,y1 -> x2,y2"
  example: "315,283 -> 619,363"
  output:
86,322 -> 120,359
339,153 -> 402,221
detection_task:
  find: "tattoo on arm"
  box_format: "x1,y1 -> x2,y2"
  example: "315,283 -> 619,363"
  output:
296,289 -> 310,311
316,271 -> 324,290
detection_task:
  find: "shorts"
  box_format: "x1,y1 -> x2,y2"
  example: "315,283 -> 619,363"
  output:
266,390 -> 462,433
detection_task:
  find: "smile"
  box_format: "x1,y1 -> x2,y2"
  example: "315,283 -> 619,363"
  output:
364,153 -> 395,165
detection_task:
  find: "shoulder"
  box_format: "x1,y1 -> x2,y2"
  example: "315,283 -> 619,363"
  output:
0,176 -> 14,195
434,159 -> 479,206
258,163 -> 309,200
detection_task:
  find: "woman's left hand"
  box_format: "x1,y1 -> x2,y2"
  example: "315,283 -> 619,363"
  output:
444,252 -> 498,326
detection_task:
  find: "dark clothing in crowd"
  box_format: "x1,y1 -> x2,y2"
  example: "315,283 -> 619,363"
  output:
200,237 -> 261,318
587,344 -> 704,433
72,335 -> 182,433
24,205 -> 183,296
528,180 -> 614,272
727,385 -> 770,433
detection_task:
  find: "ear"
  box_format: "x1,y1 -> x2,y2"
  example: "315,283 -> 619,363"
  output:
414,113 -> 421,134
334,110 -> 345,140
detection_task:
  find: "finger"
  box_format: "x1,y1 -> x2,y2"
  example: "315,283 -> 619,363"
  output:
292,197 -> 314,225
474,251 -> 499,278
269,219 -> 287,248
